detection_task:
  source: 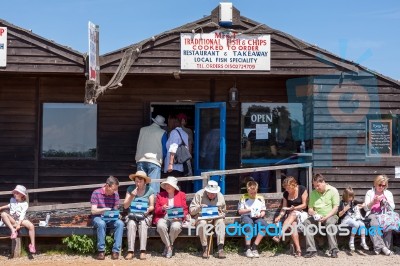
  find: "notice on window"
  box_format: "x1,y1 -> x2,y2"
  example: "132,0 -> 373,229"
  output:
369,119 -> 392,156
256,124 -> 270,140
395,167 -> 400,179
0,27 -> 7,67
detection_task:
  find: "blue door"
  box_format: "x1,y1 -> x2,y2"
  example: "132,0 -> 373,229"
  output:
194,102 -> 226,193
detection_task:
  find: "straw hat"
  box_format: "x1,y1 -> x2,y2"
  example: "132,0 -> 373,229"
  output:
12,185 -> 27,197
129,171 -> 151,184
152,115 -> 167,126
204,180 -> 220,194
161,176 -> 180,191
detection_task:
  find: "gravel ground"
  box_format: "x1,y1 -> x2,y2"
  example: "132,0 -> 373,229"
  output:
1,248 -> 399,266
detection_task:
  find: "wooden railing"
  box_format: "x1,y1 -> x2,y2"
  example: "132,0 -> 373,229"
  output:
202,162 -> 313,195
0,163 -> 312,211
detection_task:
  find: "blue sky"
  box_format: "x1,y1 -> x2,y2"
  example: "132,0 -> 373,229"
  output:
2,0 -> 400,80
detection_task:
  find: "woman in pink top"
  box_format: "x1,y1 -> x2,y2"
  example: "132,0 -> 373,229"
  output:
364,175 -> 395,256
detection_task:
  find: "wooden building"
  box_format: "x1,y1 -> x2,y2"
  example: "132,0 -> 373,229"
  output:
1,5 -> 399,206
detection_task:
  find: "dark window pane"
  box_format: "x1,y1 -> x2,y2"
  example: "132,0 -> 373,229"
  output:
241,103 -> 305,166
42,103 -> 97,158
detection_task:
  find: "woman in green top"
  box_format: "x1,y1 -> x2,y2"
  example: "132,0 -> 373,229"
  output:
123,171 -> 155,260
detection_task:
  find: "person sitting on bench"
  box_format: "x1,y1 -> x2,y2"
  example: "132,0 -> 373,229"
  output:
189,180 -> 227,259
90,176 -> 124,260
303,173 -> 340,258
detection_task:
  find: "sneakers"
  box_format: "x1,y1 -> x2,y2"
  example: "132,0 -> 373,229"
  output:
304,251 -> 317,258
29,244 -> 36,254
245,249 -> 254,258
252,249 -> 260,258
349,242 -> 355,251
165,247 -> 173,258
162,246 -> 167,256
361,242 -> 369,251
382,247 -> 393,256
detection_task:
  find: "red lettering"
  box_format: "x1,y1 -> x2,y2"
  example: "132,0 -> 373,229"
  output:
0,28 -> 5,36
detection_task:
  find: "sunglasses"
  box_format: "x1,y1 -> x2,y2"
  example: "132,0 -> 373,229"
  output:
378,184 -> 387,188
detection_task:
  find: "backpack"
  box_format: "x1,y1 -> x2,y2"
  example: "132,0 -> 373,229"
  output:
173,130 -> 193,176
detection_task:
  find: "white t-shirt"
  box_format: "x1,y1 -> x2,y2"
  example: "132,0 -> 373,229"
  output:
8,197 -> 29,222
238,193 -> 266,217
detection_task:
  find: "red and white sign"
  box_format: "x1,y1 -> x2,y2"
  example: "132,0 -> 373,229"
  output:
0,27 -> 7,67
88,22 -> 99,82
181,30 -> 270,71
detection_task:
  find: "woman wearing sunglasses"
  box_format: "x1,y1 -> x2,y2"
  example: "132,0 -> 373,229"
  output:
364,174 -> 395,256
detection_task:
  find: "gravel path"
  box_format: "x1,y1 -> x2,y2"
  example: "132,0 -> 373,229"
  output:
1,249 -> 399,266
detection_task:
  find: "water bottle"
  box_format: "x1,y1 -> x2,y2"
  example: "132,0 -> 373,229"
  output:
300,141 -> 306,153
45,214 -> 51,224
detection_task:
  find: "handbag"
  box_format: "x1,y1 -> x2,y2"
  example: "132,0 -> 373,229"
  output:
128,212 -> 146,222
173,130 -> 192,163
173,130 -> 193,176
377,204 -> 400,232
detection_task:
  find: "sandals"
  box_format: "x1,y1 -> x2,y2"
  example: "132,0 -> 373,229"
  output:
29,243 -> 36,254
294,250 -> 302,257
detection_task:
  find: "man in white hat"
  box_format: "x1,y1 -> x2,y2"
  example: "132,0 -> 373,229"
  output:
189,180 -> 227,259
135,115 -> 167,193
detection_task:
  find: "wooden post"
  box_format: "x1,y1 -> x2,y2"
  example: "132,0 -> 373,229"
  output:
11,237 -> 22,258
202,173 -> 208,189
275,170 -> 281,192
307,165 -> 313,195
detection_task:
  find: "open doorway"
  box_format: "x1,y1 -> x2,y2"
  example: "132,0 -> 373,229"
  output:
150,102 -> 196,189
150,102 -> 195,133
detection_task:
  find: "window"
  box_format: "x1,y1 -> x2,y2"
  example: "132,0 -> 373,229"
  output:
42,103 -> 97,159
241,103 -> 306,166
366,115 -> 400,157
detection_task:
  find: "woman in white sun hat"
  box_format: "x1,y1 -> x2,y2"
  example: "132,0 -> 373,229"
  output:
0,185 -> 36,254
123,171 -> 155,260
153,176 -> 189,258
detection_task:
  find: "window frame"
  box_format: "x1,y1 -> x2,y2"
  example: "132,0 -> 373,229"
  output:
365,114 -> 400,157
41,102 -> 98,160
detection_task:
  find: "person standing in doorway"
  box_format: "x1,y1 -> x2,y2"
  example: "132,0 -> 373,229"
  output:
135,115 -> 168,193
176,113 -> 193,154
165,115 -> 191,192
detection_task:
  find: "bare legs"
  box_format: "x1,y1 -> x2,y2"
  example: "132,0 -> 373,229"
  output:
0,212 -> 35,248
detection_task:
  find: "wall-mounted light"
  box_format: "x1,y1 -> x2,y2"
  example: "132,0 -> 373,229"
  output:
173,71 -> 181,79
229,84 -> 239,108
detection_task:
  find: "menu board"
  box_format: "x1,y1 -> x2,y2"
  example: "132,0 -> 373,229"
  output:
368,119 -> 392,156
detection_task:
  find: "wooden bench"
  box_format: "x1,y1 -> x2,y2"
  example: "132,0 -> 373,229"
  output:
0,192 -> 283,257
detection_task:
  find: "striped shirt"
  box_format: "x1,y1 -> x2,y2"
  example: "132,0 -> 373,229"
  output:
90,187 -> 120,212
